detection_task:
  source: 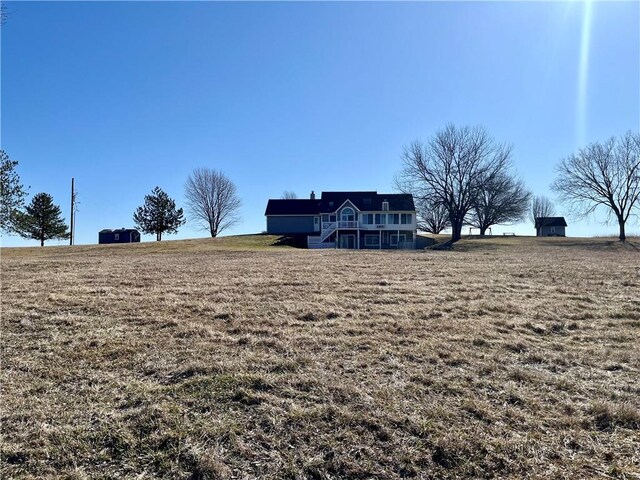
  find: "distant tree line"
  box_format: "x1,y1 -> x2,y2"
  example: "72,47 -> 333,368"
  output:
1,151 -> 242,245
552,131 -> 639,242
397,124 -> 639,242
3,126 -> 637,246
132,168 -> 242,241
281,191 -> 297,199
396,125 -> 531,241
1,150 -> 70,246
530,195 -> 555,223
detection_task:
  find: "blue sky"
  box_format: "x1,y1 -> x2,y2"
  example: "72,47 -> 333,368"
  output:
2,1 -> 639,246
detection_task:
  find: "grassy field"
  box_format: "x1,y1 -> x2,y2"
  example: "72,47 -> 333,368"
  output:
1,235 -> 639,479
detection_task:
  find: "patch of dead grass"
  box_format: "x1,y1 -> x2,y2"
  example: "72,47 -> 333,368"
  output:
1,236 -> 639,478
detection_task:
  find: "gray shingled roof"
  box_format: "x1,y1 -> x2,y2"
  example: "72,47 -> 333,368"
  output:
318,192 -> 414,212
99,228 -> 140,233
264,199 -> 321,216
535,217 -> 567,228
265,191 -> 415,216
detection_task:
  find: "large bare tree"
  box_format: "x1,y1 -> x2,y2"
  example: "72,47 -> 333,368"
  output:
397,124 -> 513,242
552,131 -> 640,242
416,200 -> 450,234
468,170 -> 531,235
281,191 -> 297,199
185,168 -> 242,238
530,195 -> 556,223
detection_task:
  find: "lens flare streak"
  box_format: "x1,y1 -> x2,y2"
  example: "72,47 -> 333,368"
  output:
577,0 -> 593,147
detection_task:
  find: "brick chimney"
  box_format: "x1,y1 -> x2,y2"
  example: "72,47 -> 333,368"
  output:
310,191 -> 316,200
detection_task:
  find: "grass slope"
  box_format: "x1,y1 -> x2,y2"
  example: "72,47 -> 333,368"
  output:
1,234 -> 287,258
1,235 -> 639,479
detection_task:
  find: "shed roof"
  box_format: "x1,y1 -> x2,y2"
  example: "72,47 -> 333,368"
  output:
535,217 -> 567,228
99,228 -> 140,233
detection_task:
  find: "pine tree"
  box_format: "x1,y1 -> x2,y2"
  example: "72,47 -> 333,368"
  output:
0,150 -> 28,234
133,186 -> 185,241
14,193 -> 69,246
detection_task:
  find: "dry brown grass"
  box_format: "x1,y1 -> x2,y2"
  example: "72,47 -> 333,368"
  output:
1,235 -> 639,479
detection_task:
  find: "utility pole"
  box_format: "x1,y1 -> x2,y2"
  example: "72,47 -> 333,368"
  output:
70,177 -> 75,246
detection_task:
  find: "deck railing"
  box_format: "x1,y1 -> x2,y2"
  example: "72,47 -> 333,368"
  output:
359,223 -> 415,230
321,221 -> 417,231
308,242 -> 336,249
337,221 -> 358,228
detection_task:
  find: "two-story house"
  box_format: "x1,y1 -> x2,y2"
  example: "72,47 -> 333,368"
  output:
264,191 -> 417,249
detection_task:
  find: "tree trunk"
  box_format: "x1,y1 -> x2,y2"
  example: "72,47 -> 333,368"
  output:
40,238 -> 44,247
451,220 -> 463,242
157,232 -> 162,241
480,227 -> 487,236
618,217 -> 626,242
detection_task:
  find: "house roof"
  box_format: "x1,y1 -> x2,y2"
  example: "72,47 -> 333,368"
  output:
318,192 -> 415,212
264,199 -> 322,215
535,217 -> 567,228
265,191 -> 415,216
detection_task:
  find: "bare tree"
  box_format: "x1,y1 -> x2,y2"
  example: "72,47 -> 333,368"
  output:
281,191 -> 297,199
530,195 -> 556,224
552,131 -> 640,242
469,170 -> 531,235
185,167 -> 242,238
397,124 -> 512,242
416,200 -> 450,234
1,2 -> 8,26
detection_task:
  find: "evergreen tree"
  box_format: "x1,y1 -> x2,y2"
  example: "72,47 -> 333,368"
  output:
14,193 -> 69,246
0,150 -> 28,234
133,186 -> 185,241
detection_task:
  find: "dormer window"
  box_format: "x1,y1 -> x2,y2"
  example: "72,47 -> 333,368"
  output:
382,201 -> 389,211
341,207 -> 355,222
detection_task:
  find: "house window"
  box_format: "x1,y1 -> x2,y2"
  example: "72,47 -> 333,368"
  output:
363,198 -> 372,206
382,201 -> 389,211
341,207 -> 355,222
362,213 -> 374,224
388,214 -> 399,225
401,213 -> 412,224
114,233 -> 119,241
365,234 -> 380,246
390,234 -> 406,246
551,227 -> 555,233
329,214 -> 336,222
375,213 -> 386,224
